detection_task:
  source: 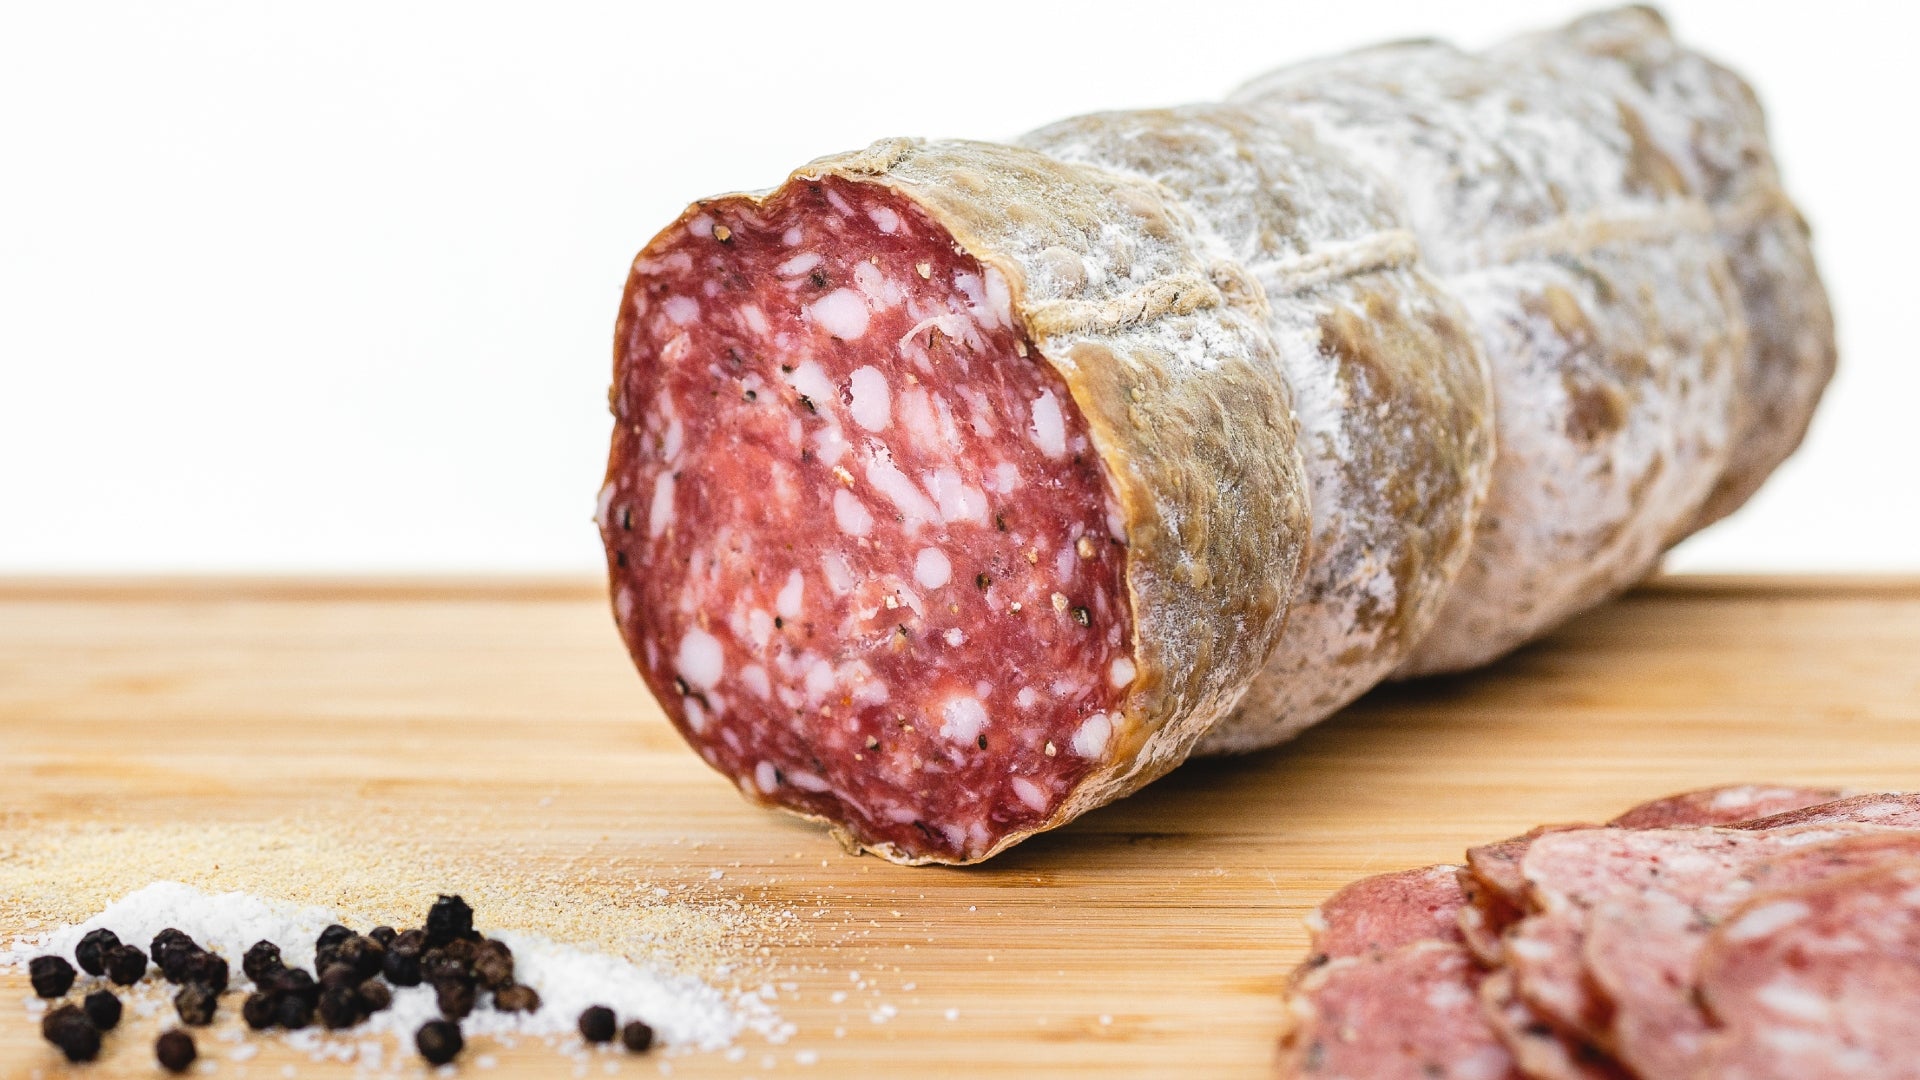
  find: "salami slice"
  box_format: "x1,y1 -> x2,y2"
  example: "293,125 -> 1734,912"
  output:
1280,942 -> 1518,1080
1478,969 -> 1626,1080
1509,824 -> 1885,1043
1729,791 -> 1920,831
1694,862 -> 1920,1080
1587,832 -> 1920,1080
1607,783 -> 1846,829
1305,864 -> 1468,963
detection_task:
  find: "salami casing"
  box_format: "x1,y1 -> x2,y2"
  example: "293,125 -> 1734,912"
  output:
600,9 -> 1832,862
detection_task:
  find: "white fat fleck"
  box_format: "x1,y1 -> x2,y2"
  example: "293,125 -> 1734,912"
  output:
824,186 -> 853,215
982,267 -> 1013,328
865,456 -> 939,525
913,548 -> 952,590
851,261 -> 899,310
1016,687 -> 1037,708
821,552 -> 856,596
614,588 -> 634,622
940,696 -> 987,744
867,206 -> 901,234
648,472 -> 676,537
804,659 -> 838,701
741,304 -> 769,336
954,386 -> 997,437
778,252 -> 822,277
986,462 -> 1022,494
1028,389 -> 1067,458
1110,656 -> 1136,688
813,420 -> 850,467
662,295 -> 700,326
789,771 -> 832,793
683,697 -> 708,734
1726,900 -> 1811,942
894,388 -> 946,456
1071,713 -> 1112,759
755,761 -> 779,794
593,481 -> 617,529
782,227 -> 803,247
1054,544 -> 1076,583
776,570 -> 805,620
944,628 -> 965,647
784,359 -> 837,409
925,467 -> 986,524
1010,778 -> 1049,813
850,677 -> 890,706
810,289 -> 870,340
741,664 -> 771,700
1104,496 -> 1125,538
685,215 -> 715,238
661,410 -> 685,462
676,628 -> 725,691
833,489 -> 874,536
847,366 -> 891,431
1755,980 -> 1832,1022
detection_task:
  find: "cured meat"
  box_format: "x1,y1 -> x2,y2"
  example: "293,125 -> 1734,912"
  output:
1694,863 -> 1920,1080
1587,832 -> 1920,1079
1478,970 -> 1624,1080
1730,791 -> 1920,831
1508,7 -> 1836,530
603,9 -> 1832,862
607,144 -> 1308,864
1234,9 -> 1746,677
1508,824 -> 1882,1043
1023,107 -> 1492,753
1305,864 -> 1467,963
1607,783 -> 1845,829
1280,942 -> 1518,1080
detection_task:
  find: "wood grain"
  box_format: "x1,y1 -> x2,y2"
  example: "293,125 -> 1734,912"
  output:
2,576 -> 1917,1077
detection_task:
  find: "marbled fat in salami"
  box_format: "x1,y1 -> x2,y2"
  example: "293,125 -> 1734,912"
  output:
605,179 -> 1135,862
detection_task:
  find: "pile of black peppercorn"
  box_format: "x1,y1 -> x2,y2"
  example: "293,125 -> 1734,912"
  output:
29,893 -> 660,1068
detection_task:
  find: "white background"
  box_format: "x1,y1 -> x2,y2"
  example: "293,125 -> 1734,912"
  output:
2,1 -> 1909,573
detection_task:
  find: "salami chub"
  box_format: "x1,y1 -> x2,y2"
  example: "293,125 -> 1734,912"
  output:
599,9 -> 1833,863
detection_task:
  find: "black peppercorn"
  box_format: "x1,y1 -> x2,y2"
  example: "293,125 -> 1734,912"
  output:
156,1029 -> 198,1074
159,942 -> 203,984
357,979 -> 393,1014
75,928 -> 121,976
423,947 -> 473,985
435,977 -> 477,1020
105,943 -> 148,985
622,1020 -> 655,1053
390,927 -> 427,959
578,1004 -> 617,1043
242,990 -> 279,1030
368,925 -> 397,947
415,1019 -> 464,1065
181,950 -> 229,993
335,934 -> 386,979
424,894 -> 475,947
319,961 -> 361,991
175,982 -> 219,1026
494,983 -> 541,1013
473,939 -> 514,990
383,948 -> 423,987
317,985 -> 361,1030
270,966 -> 319,1003
243,939 -> 284,984
83,989 -> 122,1031
29,955 -> 75,998
151,928 -> 194,968
41,1004 -> 101,1063
315,923 -> 354,952
276,992 -> 315,1030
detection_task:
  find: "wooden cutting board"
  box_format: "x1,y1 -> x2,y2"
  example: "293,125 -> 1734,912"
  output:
3,576 -> 1918,1077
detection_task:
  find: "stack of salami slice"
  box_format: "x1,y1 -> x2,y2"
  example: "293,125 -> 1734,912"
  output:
1281,786 -> 1920,1079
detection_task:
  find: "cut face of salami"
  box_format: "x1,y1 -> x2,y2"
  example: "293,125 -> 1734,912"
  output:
604,177 -> 1134,862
